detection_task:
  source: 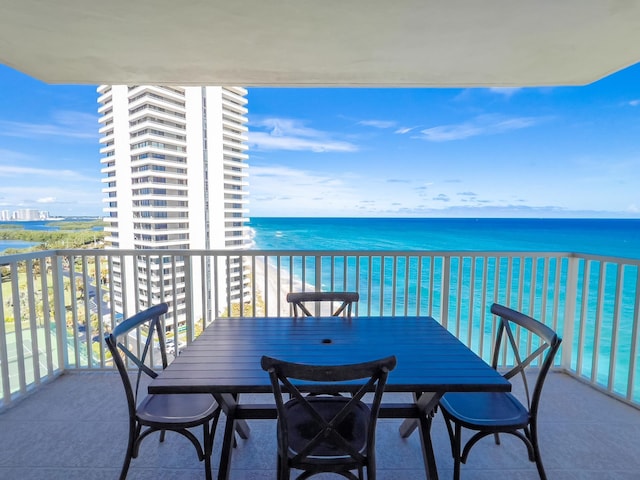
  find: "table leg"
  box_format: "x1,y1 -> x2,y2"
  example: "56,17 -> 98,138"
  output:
214,393 -> 252,480
215,393 -> 251,438
218,412 -> 236,480
399,391 -> 441,480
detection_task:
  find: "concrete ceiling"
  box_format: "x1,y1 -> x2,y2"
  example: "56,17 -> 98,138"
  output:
1,0 -> 640,87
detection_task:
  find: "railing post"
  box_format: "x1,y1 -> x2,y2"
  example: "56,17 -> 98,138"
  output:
561,254 -> 579,370
315,255 -> 322,316
441,256 -> 450,329
184,257 -> 193,342
0,264 -> 10,406
52,253 -> 68,369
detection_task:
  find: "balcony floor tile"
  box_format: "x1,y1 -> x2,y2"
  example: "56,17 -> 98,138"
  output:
0,371 -> 638,479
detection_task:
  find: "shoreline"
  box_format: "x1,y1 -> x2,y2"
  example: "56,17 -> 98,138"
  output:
253,257 -> 342,317
253,257 -> 298,316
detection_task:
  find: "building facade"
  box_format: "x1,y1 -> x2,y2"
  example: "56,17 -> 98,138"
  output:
10,209 -> 44,221
97,85 -> 251,326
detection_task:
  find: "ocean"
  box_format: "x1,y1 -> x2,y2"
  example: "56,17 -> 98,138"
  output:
249,217 -> 640,258
249,217 -> 640,400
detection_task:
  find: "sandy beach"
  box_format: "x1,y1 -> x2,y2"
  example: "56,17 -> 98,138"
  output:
253,256 -> 300,316
253,257 -> 343,317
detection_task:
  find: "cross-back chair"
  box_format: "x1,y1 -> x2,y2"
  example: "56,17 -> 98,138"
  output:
261,355 -> 396,480
438,303 -> 561,480
105,303 -> 221,480
286,291 -> 360,317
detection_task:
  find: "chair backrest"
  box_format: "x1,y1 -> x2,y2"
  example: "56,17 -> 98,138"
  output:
261,355 -> 396,466
286,291 -> 360,317
104,303 -> 169,417
490,303 -> 562,417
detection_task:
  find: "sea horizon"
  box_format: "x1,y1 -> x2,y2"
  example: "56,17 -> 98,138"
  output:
248,216 -> 640,399
4,216 -> 640,257
249,216 -> 640,259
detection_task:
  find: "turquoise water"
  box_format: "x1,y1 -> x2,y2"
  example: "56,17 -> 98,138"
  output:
0,240 -> 38,253
249,217 -> 640,257
249,217 -> 640,401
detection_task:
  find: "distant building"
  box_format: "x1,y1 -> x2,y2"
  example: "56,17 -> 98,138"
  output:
14,209 -> 41,221
0,210 -> 54,221
98,85 -> 251,326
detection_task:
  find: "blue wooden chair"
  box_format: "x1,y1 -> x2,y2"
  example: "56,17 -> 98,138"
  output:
105,303 -> 221,480
261,355 -> 396,480
438,303 -> 561,480
286,291 -> 360,317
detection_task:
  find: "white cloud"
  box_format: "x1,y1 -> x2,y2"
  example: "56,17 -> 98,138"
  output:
0,160 -> 102,215
247,163 -> 635,218
629,100 -> 640,107
416,114 -> 542,142
395,127 -> 417,134
252,118 -> 324,138
0,165 -> 95,181
0,148 -> 32,162
488,87 -> 522,98
248,118 -> 358,153
249,165 -> 363,215
0,110 -> 98,140
357,120 -> 396,129
0,185 -> 101,215
248,131 -> 357,152
250,165 -> 348,189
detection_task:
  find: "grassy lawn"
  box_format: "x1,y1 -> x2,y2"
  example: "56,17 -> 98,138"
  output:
2,270 -> 75,333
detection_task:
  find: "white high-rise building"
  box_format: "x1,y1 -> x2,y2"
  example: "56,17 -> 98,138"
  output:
14,209 -> 42,221
97,85 -> 251,326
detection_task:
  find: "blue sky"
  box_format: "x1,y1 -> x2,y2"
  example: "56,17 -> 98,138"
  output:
1,62 -> 639,218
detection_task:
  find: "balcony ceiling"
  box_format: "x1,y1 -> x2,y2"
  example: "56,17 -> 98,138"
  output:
1,0 -> 640,87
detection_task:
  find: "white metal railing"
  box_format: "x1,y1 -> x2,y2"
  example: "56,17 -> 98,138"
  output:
1,249 -> 639,410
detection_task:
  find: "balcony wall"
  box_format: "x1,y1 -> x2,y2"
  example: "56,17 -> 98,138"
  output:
1,249 -> 639,411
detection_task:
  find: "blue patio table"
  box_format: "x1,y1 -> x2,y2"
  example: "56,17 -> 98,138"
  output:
148,316 -> 510,480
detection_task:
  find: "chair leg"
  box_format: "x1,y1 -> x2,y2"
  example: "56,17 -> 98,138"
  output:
204,451 -> 212,480
529,424 -> 548,480
203,422 -> 213,480
279,461 -> 290,480
119,421 -> 137,480
442,414 -> 462,480
119,449 -> 133,480
452,424 -> 462,480
276,455 -> 285,480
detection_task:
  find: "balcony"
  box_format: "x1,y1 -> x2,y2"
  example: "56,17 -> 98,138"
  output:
1,248 -> 639,478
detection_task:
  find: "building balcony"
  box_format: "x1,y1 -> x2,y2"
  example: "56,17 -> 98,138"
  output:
1,248 -> 639,478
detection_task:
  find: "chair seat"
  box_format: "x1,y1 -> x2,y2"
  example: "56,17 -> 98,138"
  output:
439,391 -> 529,430
284,396 -> 370,459
138,393 -> 219,428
